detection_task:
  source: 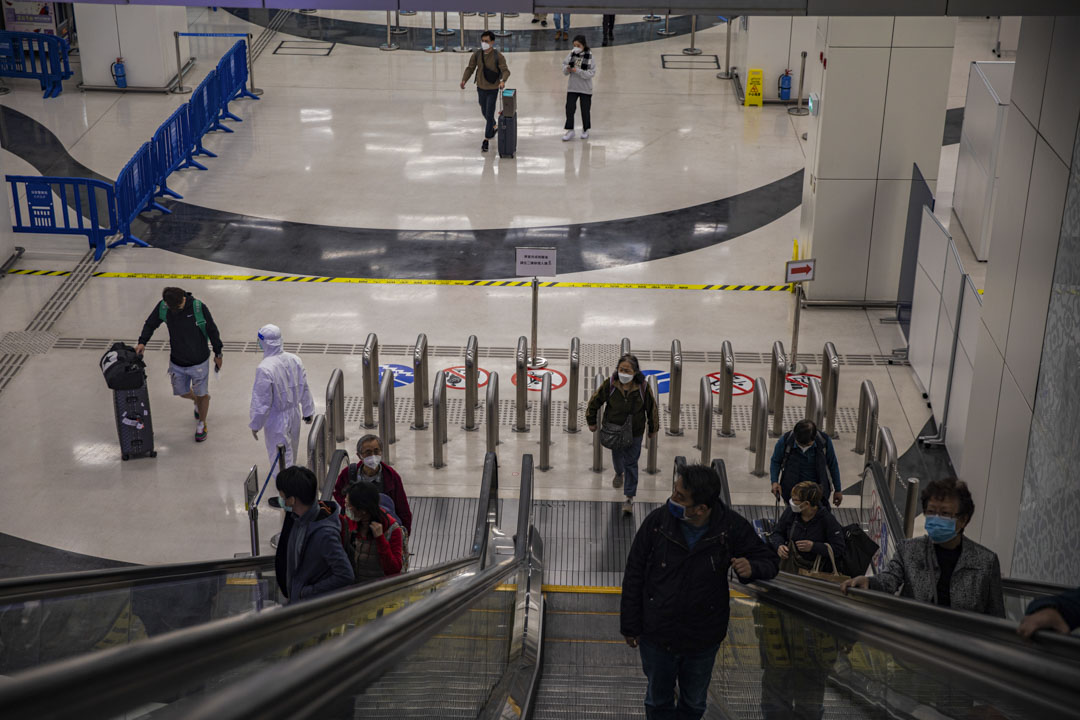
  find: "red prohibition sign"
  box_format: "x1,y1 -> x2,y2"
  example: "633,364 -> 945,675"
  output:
441,366 -> 490,389
706,372 -> 756,397
784,372 -> 821,398
511,368 -> 568,391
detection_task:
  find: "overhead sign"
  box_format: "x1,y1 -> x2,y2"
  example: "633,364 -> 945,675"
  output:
378,364 -> 414,388
516,247 -> 557,277
641,369 -> 670,394
442,366 -> 490,389
784,372 -> 820,397
744,68 -> 764,107
511,368 -> 567,391
707,372 -> 755,397
785,258 -> 816,283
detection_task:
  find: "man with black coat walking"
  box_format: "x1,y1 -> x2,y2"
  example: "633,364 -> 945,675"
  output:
621,464 -> 779,720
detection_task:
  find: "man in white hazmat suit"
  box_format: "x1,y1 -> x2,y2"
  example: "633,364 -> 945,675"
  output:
249,324 -> 315,475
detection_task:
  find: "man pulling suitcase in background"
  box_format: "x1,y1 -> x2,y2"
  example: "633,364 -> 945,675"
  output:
136,287 -> 223,443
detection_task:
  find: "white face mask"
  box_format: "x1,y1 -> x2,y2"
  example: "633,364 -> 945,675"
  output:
572,46 -> 583,54
362,455 -> 382,471
789,499 -> 804,514
618,372 -> 634,385
481,41 -> 491,51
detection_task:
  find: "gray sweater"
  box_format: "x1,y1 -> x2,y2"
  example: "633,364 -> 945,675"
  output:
563,51 -> 596,94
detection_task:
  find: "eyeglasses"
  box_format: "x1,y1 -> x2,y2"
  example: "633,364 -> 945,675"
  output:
359,447 -> 381,457
924,510 -> 959,519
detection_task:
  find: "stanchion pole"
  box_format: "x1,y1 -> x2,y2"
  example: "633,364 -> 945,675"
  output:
453,12 -> 473,52
788,51 -> 810,116
391,10 -> 408,35
381,11 -> 400,50
790,283 -> 804,374
717,18 -> 733,79
438,11 -> 455,35
683,15 -> 702,56
529,277 -> 548,368
643,9 -> 661,21
495,13 -> 511,37
426,12 -> 444,52
484,13 -> 490,32
657,14 -> 675,36
245,33 -> 264,96
400,8 -> 416,15
172,32 -> 192,94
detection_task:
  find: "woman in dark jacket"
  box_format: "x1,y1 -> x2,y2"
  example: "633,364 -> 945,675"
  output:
586,353 -> 659,516
343,482 -> 405,584
770,481 -> 846,573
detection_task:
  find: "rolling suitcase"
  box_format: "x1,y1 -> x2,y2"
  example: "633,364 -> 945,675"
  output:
498,88 -> 517,159
101,342 -> 156,460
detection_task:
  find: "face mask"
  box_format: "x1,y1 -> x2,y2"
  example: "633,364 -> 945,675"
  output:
572,46 -> 583,54
618,372 -> 634,384
789,499 -> 804,514
925,515 -> 958,544
257,338 -> 264,351
667,498 -> 693,522
362,455 -> 382,470
481,41 -> 491,51
346,507 -> 360,522
278,496 -> 292,513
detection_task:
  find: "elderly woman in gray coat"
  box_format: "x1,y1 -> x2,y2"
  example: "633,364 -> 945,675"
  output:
562,35 -> 596,141
842,477 -> 1005,617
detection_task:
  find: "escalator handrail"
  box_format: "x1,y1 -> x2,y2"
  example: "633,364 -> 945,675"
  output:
862,459 -> 905,541
711,457 -> 731,508
1002,577 -> 1075,598
473,451 -> 498,561
746,573 -> 1080,716
321,448 -> 349,501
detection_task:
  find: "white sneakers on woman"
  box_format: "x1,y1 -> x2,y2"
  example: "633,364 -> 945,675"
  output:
562,130 -> 590,141
581,131 -> 589,139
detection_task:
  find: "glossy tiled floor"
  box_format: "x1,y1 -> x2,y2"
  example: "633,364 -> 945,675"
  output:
0,16 -> 1001,565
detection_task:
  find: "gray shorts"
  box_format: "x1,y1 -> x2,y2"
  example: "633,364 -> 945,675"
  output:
169,359 -> 210,397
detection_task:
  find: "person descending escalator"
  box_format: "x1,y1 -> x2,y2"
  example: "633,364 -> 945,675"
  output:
621,463 -> 780,720
343,481 -> 406,583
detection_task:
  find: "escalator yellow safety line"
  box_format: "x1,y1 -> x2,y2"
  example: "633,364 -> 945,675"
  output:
540,585 -> 750,599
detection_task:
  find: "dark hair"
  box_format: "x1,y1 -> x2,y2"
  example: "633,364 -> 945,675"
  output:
347,481 -> 382,520
162,287 -> 186,310
614,353 -> 645,385
678,464 -> 721,509
792,481 -> 822,507
793,419 -> 818,446
481,30 -> 495,42
572,34 -> 589,51
356,434 -> 381,455
276,466 -> 317,505
921,477 -> 975,522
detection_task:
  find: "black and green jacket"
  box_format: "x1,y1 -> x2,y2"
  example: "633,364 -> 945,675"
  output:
585,376 -> 659,438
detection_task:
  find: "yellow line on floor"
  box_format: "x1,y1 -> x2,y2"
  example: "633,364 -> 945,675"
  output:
6,268 -> 795,292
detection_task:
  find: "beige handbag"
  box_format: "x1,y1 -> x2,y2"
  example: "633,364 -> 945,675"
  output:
797,544 -> 850,584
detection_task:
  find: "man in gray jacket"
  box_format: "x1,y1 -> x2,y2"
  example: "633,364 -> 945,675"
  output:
842,477 -> 1004,617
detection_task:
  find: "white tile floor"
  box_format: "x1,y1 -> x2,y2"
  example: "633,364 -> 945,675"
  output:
0,16 -> 1004,565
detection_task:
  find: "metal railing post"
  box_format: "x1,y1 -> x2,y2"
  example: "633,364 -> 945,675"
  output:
438,11 -> 454,35
790,283 -> 804,374
620,337 -> 631,357
646,374 -> 659,474
769,341 -> 787,438
875,426 -> 898,496
719,340 -> 735,438
514,336 -> 530,432
453,13 -> 473,53
643,9 -> 661,21
591,372 -> 604,472
750,378 -> 769,476
494,13 -> 511,37
361,333 -> 379,429
306,414 -> 327,482
244,465 -> 259,556
245,33 -> 263,96
380,11 -> 399,50
464,334 -> 480,431
821,342 -> 840,438
432,371 -> 447,468
788,50 -> 809,116
854,379 -> 879,456
683,15 -> 702,56
666,339 -> 683,436
172,32 -> 191,93
806,377 -> 824,429
903,477 -> 920,538
539,372 -> 553,471
658,13 -> 675,36
412,333 -> 429,430
392,10 -> 408,34
695,376 -> 713,465
717,17 -> 733,79
425,12 -> 445,52
486,372 -> 500,453
529,277 -> 547,368
326,368 -> 345,444
378,369 -> 395,464
566,337 -> 580,433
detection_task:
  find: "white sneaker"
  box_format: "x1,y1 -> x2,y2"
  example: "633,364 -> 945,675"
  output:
581,131 -> 589,139
622,499 -> 633,516
562,130 -> 575,141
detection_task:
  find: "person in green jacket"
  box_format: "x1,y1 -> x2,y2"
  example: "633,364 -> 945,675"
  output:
587,353 -> 659,516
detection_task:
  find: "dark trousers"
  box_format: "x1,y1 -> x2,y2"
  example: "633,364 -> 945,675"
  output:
477,87 -> 498,139
565,92 -> 592,131
603,14 -> 615,34
639,637 -> 721,720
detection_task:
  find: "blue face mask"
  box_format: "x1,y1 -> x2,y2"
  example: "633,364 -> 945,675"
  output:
278,496 -> 293,513
667,498 -> 691,522
925,515 -> 957,544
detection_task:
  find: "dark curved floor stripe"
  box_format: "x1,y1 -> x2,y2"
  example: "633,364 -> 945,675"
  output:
0,532 -> 133,578
229,8 -> 720,52
1,104 -> 803,280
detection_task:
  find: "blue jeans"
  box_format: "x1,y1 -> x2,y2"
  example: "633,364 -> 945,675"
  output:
612,434 -> 643,497
554,13 -> 570,30
477,88 -> 498,139
639,637 -> 721,720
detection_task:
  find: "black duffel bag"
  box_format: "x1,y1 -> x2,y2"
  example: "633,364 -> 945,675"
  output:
838,524 -> 879,577
100,342 -> 146,390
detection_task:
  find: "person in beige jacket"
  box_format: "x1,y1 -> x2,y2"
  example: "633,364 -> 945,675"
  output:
459,31 -> 510,153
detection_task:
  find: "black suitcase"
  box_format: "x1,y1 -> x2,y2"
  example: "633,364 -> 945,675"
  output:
113,385 -> 157,461
498,88 -> 517,158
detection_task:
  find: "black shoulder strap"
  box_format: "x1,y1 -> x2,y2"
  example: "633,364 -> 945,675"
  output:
348,463 -> 358,486
779,432 -> 795,473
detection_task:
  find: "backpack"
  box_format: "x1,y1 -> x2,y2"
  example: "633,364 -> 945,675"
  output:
100,342 -> 146,390
347,463 -> 403,527
158,298 -> 208,342
778,430 -> 832,496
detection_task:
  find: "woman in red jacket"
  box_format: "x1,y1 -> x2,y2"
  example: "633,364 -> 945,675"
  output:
343,481 -> 404,583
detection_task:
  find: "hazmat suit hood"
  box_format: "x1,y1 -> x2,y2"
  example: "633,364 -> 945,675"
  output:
258,324 -> 284,357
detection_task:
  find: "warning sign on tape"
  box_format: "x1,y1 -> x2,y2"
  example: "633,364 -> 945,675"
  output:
442,366 -> 490,389
706,372 -> 755,397
784,373 -> 820,397
511,368 -> 567,391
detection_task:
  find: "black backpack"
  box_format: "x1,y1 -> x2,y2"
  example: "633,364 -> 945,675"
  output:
778,430 -> 832,497
100,342 -> 146,390
837,524 -> 879,576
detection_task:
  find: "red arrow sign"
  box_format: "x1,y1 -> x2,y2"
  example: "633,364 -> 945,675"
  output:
790,265 -> 813,275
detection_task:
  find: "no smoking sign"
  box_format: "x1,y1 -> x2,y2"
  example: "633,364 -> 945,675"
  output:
511,368 -> 567,392
706,372 -> 755,396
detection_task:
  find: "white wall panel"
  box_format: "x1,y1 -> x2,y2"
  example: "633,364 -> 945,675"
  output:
73,5 -> 122,87
961,322 -> 1005,542
1010,16 -> 1053,127
866,179 -> 910,302
1005,137 -> 1068,409
983,104 -> 1037,353
929,303 -> 954,427
909,265 -> 940,394
892,17 -> 956,48
789,17 -> 818,71
945,280 -> 982,479
825,17 -> 894,47
804,178 -> 875,301
1037,17 -> 1080,164
917,206 -> 948,293
981,368 -> 1033,576
815,47 -> 890,180
878,47 -> 953,180
745,17 -> 795,102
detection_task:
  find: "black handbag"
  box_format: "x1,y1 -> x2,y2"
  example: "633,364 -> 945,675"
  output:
599,412 -> 633,450
100,342 -> 146,390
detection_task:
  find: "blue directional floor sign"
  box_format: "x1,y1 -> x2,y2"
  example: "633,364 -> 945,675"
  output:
378,364 -> 414,387
641,369 -> 670,394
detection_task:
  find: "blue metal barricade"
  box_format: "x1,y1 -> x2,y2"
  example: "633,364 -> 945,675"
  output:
181,70 -> 220,169
0,32 -> 72,99
216,44 -> 244,125
6,176 -> 118,260
152,105 -> 191,201
112,142 -> 168,250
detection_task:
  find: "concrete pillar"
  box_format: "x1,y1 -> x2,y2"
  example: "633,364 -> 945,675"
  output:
729,16 -> 816,102
799,17 -> 956,302
74,4 -> 191,89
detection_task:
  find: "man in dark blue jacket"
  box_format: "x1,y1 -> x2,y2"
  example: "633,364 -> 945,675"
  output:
273,466 -> 354,603
1019,587 -> 1080,638
621,464 -> 780,720
770,419 -> 842,509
